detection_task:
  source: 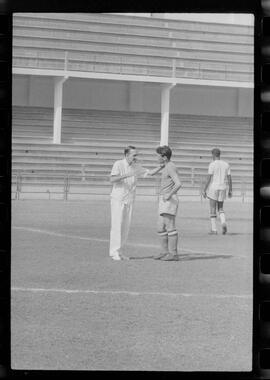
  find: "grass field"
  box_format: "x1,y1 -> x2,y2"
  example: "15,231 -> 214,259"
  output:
11,198 -> 253,372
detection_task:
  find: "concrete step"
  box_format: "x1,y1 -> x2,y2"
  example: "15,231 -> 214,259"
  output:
12,136 -> 253,152
12,143 -> 252,153
12,139 -> 253,152
13,124 -> 252,139
12,115 -> 252,132
12,150 -> 253,163
11,157 -> 253,172
13,109 -> 252,127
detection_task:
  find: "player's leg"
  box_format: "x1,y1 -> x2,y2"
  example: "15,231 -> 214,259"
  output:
154,214 -> 169,259
217,200 -> 227,234
161,214 -> 179,261
120,202 -> 133,259
207,186 -> 218,234
109,199 -> 124,259
209,198 -> 218,234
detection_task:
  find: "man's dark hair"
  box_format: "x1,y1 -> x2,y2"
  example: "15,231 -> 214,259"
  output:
124,146 -> 136,155
156,145 -> 172,160
212,148 -> 221,157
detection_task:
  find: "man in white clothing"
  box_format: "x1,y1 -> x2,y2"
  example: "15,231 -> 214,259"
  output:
202,148 -> 232,235
109,146 -> 163,260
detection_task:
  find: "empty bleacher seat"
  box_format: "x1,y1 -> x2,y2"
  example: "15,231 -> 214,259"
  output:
12,106 -> 253,199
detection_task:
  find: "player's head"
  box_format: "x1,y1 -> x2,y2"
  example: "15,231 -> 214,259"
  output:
124,145 -> 138,165
156,145 -> 172,163
211,148 -> 221,159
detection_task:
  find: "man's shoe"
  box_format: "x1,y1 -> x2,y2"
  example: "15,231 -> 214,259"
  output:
111,254 -> 122,261
120,254 -> 130,260
160,253 -> 179,261
154,252 -> 169,260
208,230 -> 218,235
222,223 -> 227,235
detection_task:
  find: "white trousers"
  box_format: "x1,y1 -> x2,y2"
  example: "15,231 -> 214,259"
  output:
109,198 -> 133,257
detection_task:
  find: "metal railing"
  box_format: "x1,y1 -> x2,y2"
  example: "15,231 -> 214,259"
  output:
12,169 -> 252,202
13,48 -> 253,83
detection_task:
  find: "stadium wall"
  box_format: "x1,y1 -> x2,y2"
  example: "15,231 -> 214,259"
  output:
12,75 -> 253,117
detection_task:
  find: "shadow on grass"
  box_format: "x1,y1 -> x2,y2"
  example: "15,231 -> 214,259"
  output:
129,255 -> 156,260
225,232 -> 252,236
178,254 -> 233,261
128,253 -> 233,261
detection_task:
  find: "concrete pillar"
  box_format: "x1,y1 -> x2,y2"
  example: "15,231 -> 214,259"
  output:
53,76 -> 68,144
160,83 -> 175,145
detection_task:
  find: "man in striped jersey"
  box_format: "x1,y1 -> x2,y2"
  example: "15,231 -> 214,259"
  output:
153,145 -> 182,261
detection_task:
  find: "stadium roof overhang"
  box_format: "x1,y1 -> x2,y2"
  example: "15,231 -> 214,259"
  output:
12,67 -> 254,89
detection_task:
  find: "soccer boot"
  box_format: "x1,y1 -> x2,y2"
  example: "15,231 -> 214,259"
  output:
157,231 -> 168,260
161,231 -> 179,261
153,252 -> 169,260
111,254 -> 122,261
119,254 -> 130,260
160,252 -> 179,261
222,223 -> 227,235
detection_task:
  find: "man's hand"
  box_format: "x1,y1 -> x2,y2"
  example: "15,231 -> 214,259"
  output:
126,172 -> 135,178
228,190 -> 232,198
163,194 -> 171,202
132,168 -> 145,177
202,190 -> 207,199
110,172 -> 135,183
131,163 -> 147,177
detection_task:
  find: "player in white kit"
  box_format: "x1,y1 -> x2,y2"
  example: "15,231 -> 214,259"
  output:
202,148 -> 232,234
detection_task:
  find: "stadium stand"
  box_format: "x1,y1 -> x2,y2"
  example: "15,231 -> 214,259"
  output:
12,13 -> 253,200
13,13 -> 253,83
12,106 -> 253,200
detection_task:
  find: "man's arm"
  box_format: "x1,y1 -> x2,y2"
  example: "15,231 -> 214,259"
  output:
144,164 -> 165,177
130,163 -> 164,178
163,166 -> 182,201
202,174 -> 212,198
110,172 -> 134,184
227,174 -> 232,198
109,161 -> 135,183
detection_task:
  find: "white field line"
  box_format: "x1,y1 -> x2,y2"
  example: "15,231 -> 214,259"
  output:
12,226 -> 247,258
11,286 -> 252,299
